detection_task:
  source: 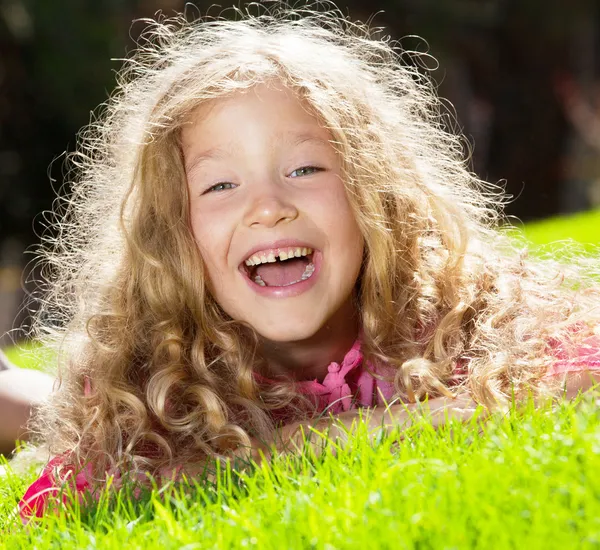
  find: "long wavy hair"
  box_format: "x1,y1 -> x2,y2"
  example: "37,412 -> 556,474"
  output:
31,4 -> 600,475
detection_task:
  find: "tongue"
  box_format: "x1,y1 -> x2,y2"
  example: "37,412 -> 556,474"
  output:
255,257 -> 307,287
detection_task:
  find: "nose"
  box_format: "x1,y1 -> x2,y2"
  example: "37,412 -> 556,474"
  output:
243,191 -> 299,229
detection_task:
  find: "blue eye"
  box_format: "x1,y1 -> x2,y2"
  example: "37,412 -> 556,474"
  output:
205,182 -> 236,194
289,166 -> 321,178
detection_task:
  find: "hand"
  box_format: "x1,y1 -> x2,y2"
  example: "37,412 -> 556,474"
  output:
249,393 -> 483,462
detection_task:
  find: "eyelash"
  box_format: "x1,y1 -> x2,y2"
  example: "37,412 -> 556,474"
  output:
289,166 -> 322,178
205,182 -> 236,194
203,166 -> 323,194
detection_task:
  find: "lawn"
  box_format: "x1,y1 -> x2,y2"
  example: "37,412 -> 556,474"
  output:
1,210 -> 600,549
2,397 -> 600,549
520,208 -> 600,250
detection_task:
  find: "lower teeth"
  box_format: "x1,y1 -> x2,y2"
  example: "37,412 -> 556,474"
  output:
253,262 -> 315,287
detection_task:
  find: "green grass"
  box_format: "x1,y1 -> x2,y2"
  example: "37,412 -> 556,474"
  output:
3,341 -> 47,371
519,208 -> 600,250
2,397 -> 600,549
1,209 -> 600,548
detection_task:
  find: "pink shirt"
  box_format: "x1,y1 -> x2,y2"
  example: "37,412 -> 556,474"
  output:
264,339 -> 398,415
17,334 -> 600,521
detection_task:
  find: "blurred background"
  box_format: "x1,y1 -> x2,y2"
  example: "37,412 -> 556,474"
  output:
1,0 -> 599,346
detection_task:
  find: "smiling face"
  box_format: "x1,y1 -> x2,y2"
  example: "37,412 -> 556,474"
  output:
182,84 -> 364,343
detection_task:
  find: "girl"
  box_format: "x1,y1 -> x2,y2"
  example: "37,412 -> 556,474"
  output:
18,5 -> 600,518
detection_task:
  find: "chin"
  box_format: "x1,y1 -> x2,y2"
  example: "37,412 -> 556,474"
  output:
253,318 -> 323,343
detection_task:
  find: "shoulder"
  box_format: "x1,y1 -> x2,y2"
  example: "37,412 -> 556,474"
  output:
18,455 -> 93,522
546,327 -> 600,377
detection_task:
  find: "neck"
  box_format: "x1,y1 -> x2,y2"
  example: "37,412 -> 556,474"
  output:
258,298 -> 360,382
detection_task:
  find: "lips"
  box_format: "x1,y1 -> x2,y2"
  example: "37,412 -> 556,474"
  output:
239,249 -> 322,298
236,239 -> 322,297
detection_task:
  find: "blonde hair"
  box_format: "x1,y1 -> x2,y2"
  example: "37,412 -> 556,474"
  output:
32,4 -> 600,475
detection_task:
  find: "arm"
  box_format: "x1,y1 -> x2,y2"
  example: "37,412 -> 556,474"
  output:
257,368 -> 600,460
0,350 -> 55,455
252,392 -> 481,460
560,370 -> 600,400
545,331 -> 600,400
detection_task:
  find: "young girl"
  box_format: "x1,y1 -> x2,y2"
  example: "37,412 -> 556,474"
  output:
18,6 -> 600,519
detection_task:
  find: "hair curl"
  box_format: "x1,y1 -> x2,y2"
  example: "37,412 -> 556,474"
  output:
31,3 -> 600,476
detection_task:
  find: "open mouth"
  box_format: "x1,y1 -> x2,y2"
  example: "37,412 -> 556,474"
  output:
242,246 -> 316,287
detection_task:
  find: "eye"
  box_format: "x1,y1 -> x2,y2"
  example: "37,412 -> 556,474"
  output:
204,182 -> 237,194
289,166 -> 322,178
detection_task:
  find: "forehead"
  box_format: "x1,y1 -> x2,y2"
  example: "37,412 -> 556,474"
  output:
180,84 -> 335,172
184,81 -> 315,120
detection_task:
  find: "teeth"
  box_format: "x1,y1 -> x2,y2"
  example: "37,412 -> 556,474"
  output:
244,247 -> 313,266
300,262 -> 315,280
253,263 -> 316,287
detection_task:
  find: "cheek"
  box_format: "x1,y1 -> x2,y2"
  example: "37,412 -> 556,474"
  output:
320,183 -> 364,257
189,209 -> 229,279
192,237 -> 229,304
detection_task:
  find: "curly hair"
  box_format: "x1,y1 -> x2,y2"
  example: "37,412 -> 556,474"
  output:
31,4 -> 600,476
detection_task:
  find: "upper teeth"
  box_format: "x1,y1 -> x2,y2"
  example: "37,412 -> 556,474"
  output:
245,247 -> 313,266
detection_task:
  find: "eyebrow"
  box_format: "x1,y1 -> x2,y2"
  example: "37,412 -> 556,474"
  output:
184,145 -> 232,175
184,131 -> 332,175
285,132 -> 332,149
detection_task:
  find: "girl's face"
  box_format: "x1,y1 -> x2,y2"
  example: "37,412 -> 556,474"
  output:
182,84 -> 364,342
